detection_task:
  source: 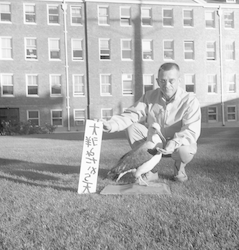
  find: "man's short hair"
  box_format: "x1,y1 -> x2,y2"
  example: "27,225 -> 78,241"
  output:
158,62 -> 180,74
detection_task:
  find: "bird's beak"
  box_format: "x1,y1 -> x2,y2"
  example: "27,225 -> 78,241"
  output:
152,123 -> 166,143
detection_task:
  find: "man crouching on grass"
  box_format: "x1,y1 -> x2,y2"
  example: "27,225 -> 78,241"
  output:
102,62 -> 201,182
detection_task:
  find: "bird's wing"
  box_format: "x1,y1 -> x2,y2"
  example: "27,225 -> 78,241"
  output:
107,142 -> 155,179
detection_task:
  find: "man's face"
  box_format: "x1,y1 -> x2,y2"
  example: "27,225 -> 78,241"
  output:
157,68 -> 181,100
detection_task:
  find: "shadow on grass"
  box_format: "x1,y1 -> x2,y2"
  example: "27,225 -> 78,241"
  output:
0,158 -> 79,175
16,131 -> 126,141
0,158 -> 80,192
0,175 -> 77,192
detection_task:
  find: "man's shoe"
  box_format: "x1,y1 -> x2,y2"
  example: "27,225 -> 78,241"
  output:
173,172 -> 188,182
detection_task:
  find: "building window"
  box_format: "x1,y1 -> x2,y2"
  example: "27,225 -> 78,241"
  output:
71,6 -> 82,25
48,5 -> 59,24
49,38 -> 60,60
205,10 -> 215,28
27,110 -> 39,126
206,41 -> 216,60
225,41 -> 235,60
25,38 -> 37,60
101,108 -> 113,120
0,37 -> 12,59
208,107 -> 217,122
73,74 -> 85,96
72,39 -> 83,61
224,11 -> 234,28
207,74 -> 217,93
100,74 -> 112,96
121,39 -> 132,60
122,74 -> 133,96
164,40 -> 174,60
163,9 -> 173,27
50,75 -> 62,96
51,110 -> 63,126
141,7 -> 152,26
184,41 -> 194,60
226,0 -> 236,3
226,74 -> 236,93
185,74 -> 195,93
98,6 -> 109,25
99,39 -> 110,60
0,3 -> 11,22
142,40 -> 153,60
143,74 -> 154,93
227,106 -> 236,121
24,4 -> 36,24
1,74 -> 13,96
120,6 -> 131,26
74,109 -> 86,126
26,74 -> 38,96
183,9 -> 193,27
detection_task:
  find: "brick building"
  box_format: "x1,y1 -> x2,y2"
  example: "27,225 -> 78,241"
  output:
0,0 -> 239,131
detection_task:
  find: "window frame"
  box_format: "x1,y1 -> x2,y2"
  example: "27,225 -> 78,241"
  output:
183,9 -> 193,27
50,74 -> 62,97
0,3 -> 11,23
226,73 -> 236,93
224,11 -> 234,29
206,41 -> 216,61
208,106 -> 218,123
48,38 -> 61,60
71,38 -> 83,61
227,105 -> 237,122
1,73 -> 14,97
205,10 -> 215,28
120,6 -> 131,26
0,36 -> 12,60
24,3 -> 36,24
141,7 -> 152,26
162,8 -> 173,27
121,39 -> 132,60
25,37 -> 37,60
184,74 -> 196,93
47,4 -> 60,25
184,41 -> 194,60
74,109 -> 86,125
143,74 -> 154,94
98,5 -> 109,26
27,110 -> 40,126
70,5 -> 82,26
122,73 -> 134,96
225,41 -> 235,61
73,74 -> 85,97
207,74 -> 217,94
100,74 -> 112,96
142,39 -> 153,60
99,38 -> 111,60
51,109 -> 63,127
26,74 -> 39,97
163,40 -> 174,60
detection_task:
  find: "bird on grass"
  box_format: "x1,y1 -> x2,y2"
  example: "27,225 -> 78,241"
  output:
107,123 -> 166,186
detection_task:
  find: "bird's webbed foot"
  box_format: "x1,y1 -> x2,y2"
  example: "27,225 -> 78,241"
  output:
136,175 -> 149,186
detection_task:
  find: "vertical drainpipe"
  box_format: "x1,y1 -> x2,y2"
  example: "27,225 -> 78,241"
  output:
62,0 -> 71,131
217,6 -> 225,126
83,0 -> 90,119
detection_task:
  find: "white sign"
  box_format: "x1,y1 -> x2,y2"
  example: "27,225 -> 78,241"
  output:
78,120 -> 103,194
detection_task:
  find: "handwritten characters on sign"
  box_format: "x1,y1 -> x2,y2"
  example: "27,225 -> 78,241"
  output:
78,120 -> 103,194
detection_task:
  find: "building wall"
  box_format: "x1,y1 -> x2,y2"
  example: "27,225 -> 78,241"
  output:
1,0 -> 239,131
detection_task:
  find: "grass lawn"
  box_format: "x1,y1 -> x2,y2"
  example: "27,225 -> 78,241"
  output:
0,127 -> 239,250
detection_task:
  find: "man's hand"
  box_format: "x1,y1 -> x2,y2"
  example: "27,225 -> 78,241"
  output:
157,140 -> 177,155
102,120 -> 112,132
